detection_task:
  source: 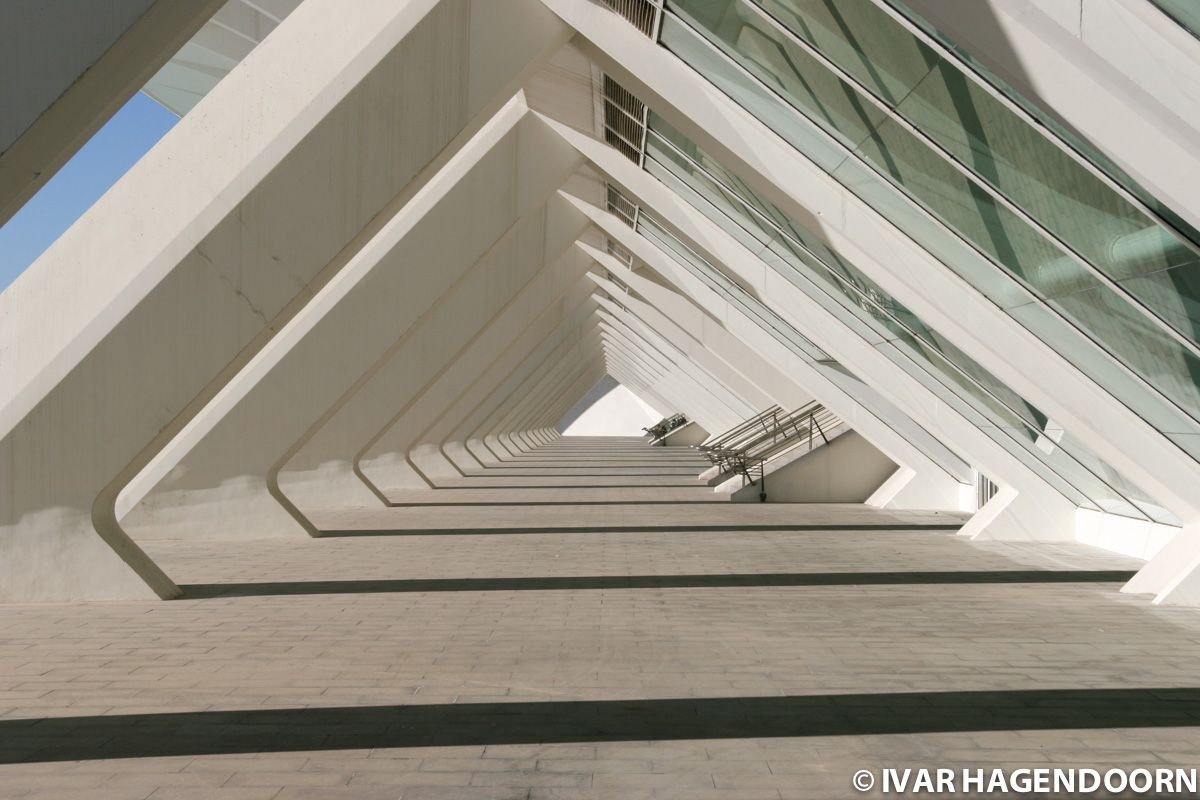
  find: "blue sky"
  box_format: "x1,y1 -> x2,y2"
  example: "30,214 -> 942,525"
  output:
0,93 -> 177,293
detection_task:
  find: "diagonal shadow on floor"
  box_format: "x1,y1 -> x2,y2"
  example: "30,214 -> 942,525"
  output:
177,570 -> 1137,598
3,688 -> 1199,764
320,524 -> 966,536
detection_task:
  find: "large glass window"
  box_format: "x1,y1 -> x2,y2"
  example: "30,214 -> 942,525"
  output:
658,1 -> 1200,467
679,0 -> 1200,350
883,0 -> 1200,243
1149,1 -> 1200,39
627,199 -> 971,483
642,113 -> 1175,523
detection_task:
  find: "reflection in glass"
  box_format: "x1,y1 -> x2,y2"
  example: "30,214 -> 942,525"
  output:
642,113 -> 1174,522
629,202 -> 973,483
682,0 -> 1200,350
657,4 -> 1200,466
1149,0 -> 1200,38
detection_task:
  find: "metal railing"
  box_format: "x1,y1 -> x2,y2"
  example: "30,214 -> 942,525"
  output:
699,402 -> 842,501
697,405 -> 782,462
643,412 -> 688,442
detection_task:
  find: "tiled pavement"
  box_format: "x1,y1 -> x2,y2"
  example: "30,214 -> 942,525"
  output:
385,438 -> 722,504
4,441 -> 1200,798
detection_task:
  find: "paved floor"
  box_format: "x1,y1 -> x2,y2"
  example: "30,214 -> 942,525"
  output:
4,438 -> 1200,799
382,487 -> 730,506
389,438 -> 720,504
309,503 -> 967,536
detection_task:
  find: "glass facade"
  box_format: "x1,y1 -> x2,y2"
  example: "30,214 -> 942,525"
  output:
637,212 -> 832,364
615,192 -> 971,482
1149,0 -> 1200,38
656,0 -> 1200,471
642,112 -> 1175,522
884,0 -> 1200,244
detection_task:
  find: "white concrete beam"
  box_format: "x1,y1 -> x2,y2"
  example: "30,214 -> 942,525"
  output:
0,0 -> 571,601
0,0 -> 225,225
121,107 -> 585,541
541,2 -> 1200,525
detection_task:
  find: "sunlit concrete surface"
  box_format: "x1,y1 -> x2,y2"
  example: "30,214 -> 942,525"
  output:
3,493 -> 1198,798
6,0 -> 1200,794
559,376 -> 661,436
9,0 -> 1200,604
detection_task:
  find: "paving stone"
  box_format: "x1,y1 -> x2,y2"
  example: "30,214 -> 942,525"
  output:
1,442 -> 1199,798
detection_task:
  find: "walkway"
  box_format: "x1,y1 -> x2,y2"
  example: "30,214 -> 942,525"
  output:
386,436 -> 723,505
2,437 -> 1199,799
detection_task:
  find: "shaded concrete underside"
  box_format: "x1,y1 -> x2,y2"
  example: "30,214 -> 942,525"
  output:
1,439 -> 1198,798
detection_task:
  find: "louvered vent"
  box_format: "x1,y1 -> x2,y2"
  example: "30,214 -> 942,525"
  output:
599,0 -> 663,37
606,184 -> 640,227
606,237 -> 634,268
977,474 -> 999,509
601,75 -> 648,165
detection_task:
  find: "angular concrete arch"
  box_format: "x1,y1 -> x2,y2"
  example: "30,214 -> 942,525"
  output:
121,104 -> 587,541
362,296 -> 604,489
276,243 -> 598,515
401,270 -> 602,477
5,0 -> 1199,609
588,272 -> 776,413
352,256 -> 598,494
571,165 -> 1077,541
1,0 -> 571,601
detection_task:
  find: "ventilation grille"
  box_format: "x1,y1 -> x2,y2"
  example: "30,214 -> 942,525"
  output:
977,473 -> 999,509
600,0 -> 663,37
602,75 -> 648,165
606,184 -> 640,227
606,237 -> 634,268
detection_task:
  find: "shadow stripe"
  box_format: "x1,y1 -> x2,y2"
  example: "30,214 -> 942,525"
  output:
320,524 -> 966,536
178,570 -> 1136,598
2,688 -> 1198,763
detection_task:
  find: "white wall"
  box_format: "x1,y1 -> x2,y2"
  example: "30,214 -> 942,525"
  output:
558,376 -> 661,437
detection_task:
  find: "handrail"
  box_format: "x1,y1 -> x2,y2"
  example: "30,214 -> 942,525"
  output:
698,405 -> 781,453
698,402 -> 816,469
697,403 -> 842,500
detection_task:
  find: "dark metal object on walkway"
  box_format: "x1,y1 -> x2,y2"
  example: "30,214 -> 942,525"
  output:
643,412 -> 688,443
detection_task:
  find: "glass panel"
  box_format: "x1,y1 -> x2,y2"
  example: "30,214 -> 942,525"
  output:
645,150 -> 888,346
636,213 -> 831,362
750,0 -> 1200,346
883,0 -> 1200,243
877,340 -> 1098,511
658,6 -> 1200,466
637,207 -> 974,484
643,108 -> 1177,522
1026,287 -> 1200,424
1151,1 -> 1200,39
